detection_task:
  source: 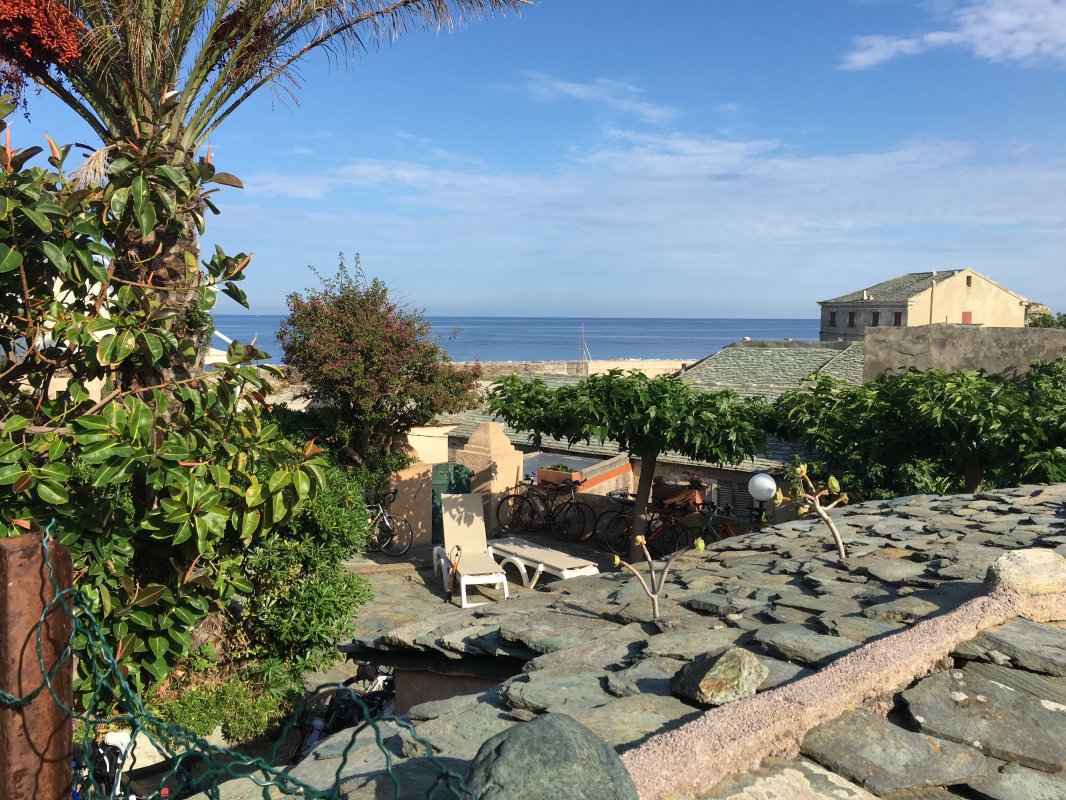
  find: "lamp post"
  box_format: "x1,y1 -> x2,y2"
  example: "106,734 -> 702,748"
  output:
747,472 -> 777,525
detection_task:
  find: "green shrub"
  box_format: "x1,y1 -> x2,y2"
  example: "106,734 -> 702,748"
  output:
239,460 -> 373,674
153,675 -> 283,743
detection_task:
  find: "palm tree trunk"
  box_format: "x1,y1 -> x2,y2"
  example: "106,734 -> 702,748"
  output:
115,212 -> 210,390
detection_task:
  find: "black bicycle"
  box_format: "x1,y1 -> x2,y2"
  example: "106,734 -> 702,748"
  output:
72,738 -> 208,799
288,662 -> 396,764
593,489 -> 636,555
496,475 -> 593,542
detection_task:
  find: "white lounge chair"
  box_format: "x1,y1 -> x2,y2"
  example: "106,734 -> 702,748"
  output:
490,536 -> 599,589
434,493 -> 510,609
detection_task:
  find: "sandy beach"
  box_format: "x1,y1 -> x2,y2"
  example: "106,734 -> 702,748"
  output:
471,358 -> 695,380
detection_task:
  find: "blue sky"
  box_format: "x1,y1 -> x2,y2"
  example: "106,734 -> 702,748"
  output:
17,0 -> 1066,317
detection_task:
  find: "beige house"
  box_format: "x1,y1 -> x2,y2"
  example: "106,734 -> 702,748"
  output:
819,268 -> 1030,342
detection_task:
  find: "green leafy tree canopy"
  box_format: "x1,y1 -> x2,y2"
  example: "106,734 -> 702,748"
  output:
772,361 -> 1066,497
0,110 -> 325,700
488,370 -> 767,552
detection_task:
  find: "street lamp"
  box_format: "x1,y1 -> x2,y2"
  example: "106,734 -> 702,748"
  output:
747,472 -> 777,524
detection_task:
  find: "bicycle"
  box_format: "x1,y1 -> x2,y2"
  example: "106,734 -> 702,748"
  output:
365,489 -> 413,556
72,736 -> 208,799
642,499 -> 697,558
595,495 -> 694,558
668,501 -> 764,552
593,489 -> 636,555
288,662 -> 395,764
496,475 -> 593,542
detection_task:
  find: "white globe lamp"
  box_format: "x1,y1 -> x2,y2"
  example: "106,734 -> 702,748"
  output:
747,472 -> 777,503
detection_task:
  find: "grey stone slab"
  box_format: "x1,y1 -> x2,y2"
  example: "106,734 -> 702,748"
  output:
801,709 -> 991,795
436,624 -> 537,659
864,558 -> 928,584
977,618 -> 1066,677
965,661 -> 1066,706
818,613 -> 905,643
764,605 -> 817,625
502,670 -> 614,714
863,595 -> 941,624
967,762 -> 1066,800
903,667 -> 1066,772
498,613 -> 621,654
643,627 -> 746,661
567,691 -> 702,749
408,685 -> 507,722
400,699 -> 517,761
685,592 -> 763,616
756,654 -> 814,690
605,656 -> 680,698
702,758 -> 878,799
522,623 -> 648,677
773,592 -> 863,616
753,624 -> 859,666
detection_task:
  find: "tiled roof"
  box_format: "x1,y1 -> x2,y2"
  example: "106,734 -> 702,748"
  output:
681,345 -> 838,390
820,271 -> 961,304
819,343 -> 865,384
679,342 -> 865,397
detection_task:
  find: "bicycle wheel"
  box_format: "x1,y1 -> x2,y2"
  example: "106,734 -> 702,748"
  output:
663,523 -> 696,554
553,502 -> 590,542
592,508 -> 616,538
496,494 -> 535,533
572,501 -> 596,541
601,514 -> 632,555
379,514 -> 413,556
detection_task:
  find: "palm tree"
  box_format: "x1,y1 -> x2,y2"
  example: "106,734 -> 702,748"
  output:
0,0 -> 526,378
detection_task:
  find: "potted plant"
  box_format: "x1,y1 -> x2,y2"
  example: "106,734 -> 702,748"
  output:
650,474 -> 704,509
537,463 -> 583,487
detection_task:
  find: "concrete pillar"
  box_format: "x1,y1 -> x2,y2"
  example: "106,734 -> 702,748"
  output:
0,532 -> 73,800
390,462 -> 434,549
455,422 -> 525,525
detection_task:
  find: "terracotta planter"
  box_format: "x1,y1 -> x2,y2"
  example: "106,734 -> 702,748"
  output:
537,468 -> 583,487
651,486 -> 704,509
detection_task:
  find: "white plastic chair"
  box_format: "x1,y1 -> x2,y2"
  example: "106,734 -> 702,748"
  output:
434,493 -> 509,609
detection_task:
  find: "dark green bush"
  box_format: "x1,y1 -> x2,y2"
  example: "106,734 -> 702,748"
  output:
239,460 -> 373,674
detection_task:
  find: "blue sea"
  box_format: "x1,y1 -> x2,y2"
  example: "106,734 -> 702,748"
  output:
211,315 -> 820,363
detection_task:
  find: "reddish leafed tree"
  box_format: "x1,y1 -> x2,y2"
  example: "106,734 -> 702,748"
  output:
278,255 -> 482,467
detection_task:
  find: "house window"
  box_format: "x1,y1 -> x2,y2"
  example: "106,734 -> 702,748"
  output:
828,311 -> 837,328
871,311 -> 880,327
966,275 -> 972,287
847,311 -> 856,328
893,311 -> 903,326
962,311 -> 973,324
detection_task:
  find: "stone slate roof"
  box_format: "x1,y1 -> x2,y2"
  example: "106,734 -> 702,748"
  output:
819,342 -> 866,383
331,484 -> 1066,800
680,342 -> 865,398
820,271 -> 961,305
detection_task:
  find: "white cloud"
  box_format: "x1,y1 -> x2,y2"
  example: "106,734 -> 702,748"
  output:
521,71 -> 678,125
228,125 -> 1066,315
842,0 -> 1066,69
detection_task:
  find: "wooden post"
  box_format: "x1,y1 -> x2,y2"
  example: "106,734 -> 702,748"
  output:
0,532 -> 73,800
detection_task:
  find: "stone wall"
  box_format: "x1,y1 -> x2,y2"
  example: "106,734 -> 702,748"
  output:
864,324 -> 1066,381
